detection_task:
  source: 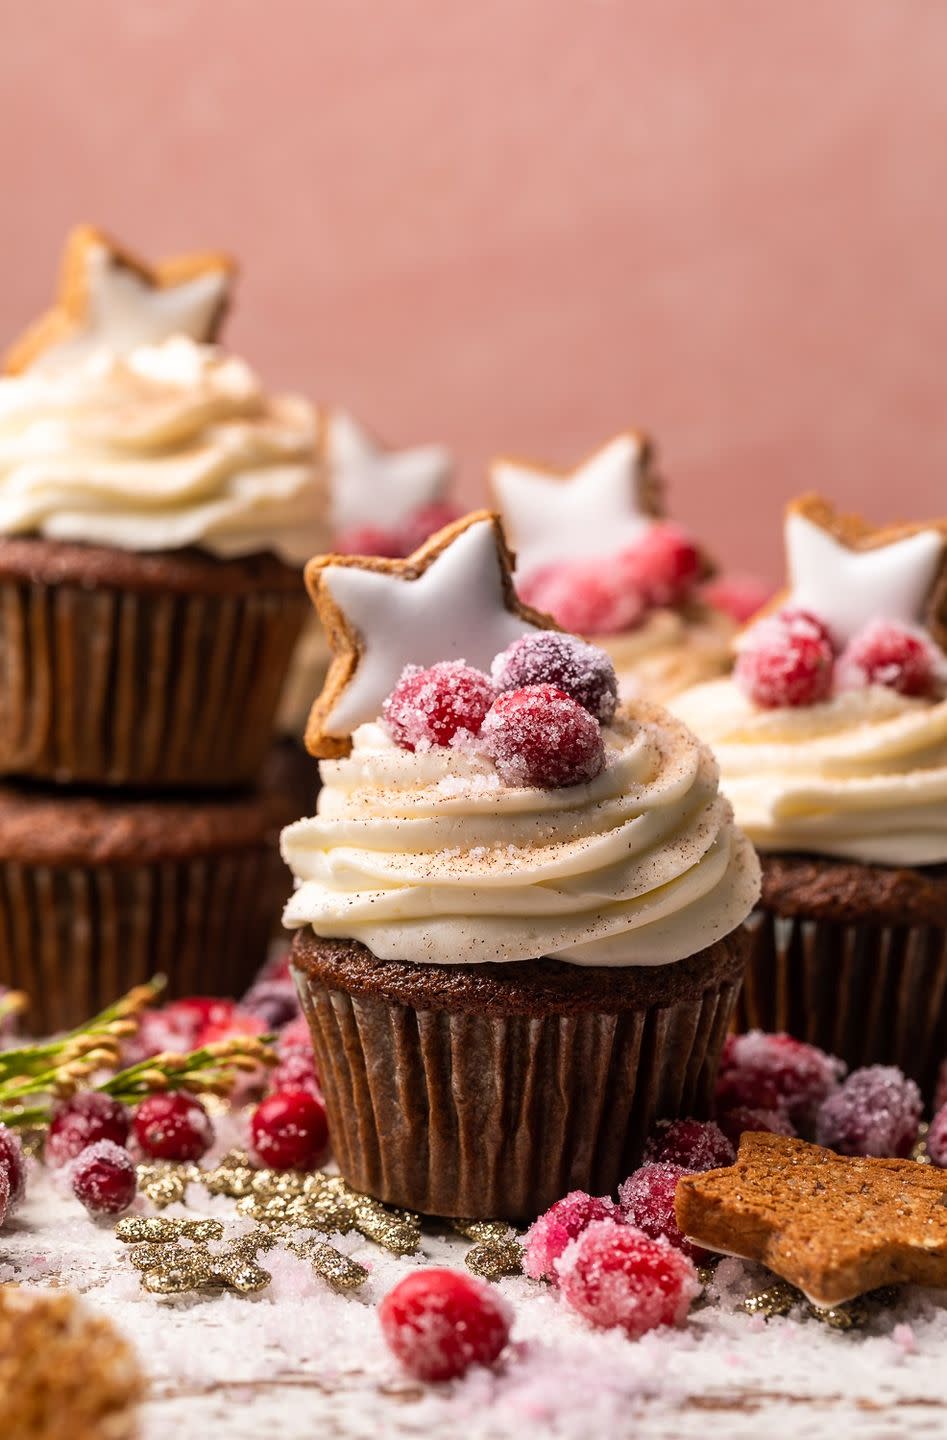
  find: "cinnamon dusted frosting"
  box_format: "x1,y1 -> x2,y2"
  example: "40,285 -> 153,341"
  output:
674,680 -> 947,865
281,701 -> 760,967
0,337 -> 327,565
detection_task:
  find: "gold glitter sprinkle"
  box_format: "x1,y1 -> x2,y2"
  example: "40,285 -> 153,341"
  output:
743,1280 -> 900,1327
116,1215 -> 223,1245
135,1161 -> 200,1208
237,1172 -> 421,1255
466,1238 -> 524,1280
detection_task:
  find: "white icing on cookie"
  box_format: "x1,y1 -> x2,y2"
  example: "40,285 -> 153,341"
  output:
491,433 -> 654,575
326,410 -> 451,533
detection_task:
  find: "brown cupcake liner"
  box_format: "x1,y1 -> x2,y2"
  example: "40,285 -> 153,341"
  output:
0,569 -> 308,787
740,909 -> 947,1096
292,932 -> 747,1220
0,848 -> 286,1034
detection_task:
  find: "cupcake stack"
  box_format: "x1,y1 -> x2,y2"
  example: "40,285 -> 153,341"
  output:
0,225 -> 329,1031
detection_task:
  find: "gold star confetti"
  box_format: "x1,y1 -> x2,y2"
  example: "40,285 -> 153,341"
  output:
742,1280 -> 899,1329
135,1161 -> 200,1208
116,1215 -> 223,1245
237,1172 -> 421,1255
450,1219 -> 524,1279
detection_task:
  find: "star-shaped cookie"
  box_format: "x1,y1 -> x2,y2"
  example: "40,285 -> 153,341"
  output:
777,494 -> 947,648
324,410 -> 452,533
4,224 -> 235,376
676,1131 -> 947,1305
490,431 -> 662,576
304,511 -> 553,757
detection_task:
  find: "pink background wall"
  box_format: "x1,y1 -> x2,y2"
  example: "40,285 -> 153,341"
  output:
2,0 -> 947,578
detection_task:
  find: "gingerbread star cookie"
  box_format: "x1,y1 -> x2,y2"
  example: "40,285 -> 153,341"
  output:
770,494 -> 947,649
676,1131 -> 947,1305
490,431 -> 662,577
5,224 -> 236,376
304,510 -> 554,757
324,410 -> 452,533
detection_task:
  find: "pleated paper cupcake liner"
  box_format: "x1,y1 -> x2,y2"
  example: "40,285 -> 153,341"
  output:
293,940 -> 746,1220
0,573 -> 308,788
740,909 -> 947,1096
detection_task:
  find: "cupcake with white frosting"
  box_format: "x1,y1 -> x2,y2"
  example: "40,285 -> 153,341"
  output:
281,512 -> 759,1218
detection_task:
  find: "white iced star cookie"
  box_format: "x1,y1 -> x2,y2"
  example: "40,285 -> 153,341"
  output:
4,224 -> 235,376
324,410 -> 452,534
304,511 -> 554,757
774,494 -> 947,648
489,431 -> 662,576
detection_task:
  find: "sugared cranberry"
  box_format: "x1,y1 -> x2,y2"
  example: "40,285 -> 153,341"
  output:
269,1049 -> 320,1097
278,1014 -> 313,1053
397,503 -> 461,555
132,1092 -> 213,1162
927,1105 -> 947,1167
250,1090 -> 329,1171
0,1167 -> 9,1229
557,1219 -> 699,1339
716,1105 -> 797,1148
334,524 -> 405,558
735,610 -> 835,708
619,524 -> 702,608
644,1119 -> 735,1172
379,1268 -> 512,1381
483,685 -> 605,788
523,1190 -> 622,1283
618,1162 -> 707,1261
46,1092 -> 130,1168
383,662 -> 495,751
519,562 -> 644,636
715,1031 -> 844,1127
815,1066 -> 922,1158
491,632 -> 618,724
241,978 -> 300,1031
71,1140 -> 137,1216
0,1124 -> 27,1207
837,620 -> 943,699
701,573 -> 775,625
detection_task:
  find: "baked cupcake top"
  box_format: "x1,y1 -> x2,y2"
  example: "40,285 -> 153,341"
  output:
674,495 -> 947,866
0,226 -> 328,566
280,512 -> 760,966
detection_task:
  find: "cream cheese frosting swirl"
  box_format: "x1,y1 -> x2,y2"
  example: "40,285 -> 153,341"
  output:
0,336 -> 327,565
281,701 -> 760,967
674,679 -> 947,865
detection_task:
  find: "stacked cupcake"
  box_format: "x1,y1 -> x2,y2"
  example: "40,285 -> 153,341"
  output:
0,225 -> 329,1030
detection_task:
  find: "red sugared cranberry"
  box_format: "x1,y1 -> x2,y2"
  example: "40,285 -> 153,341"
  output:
716,1105 -> 797,1148
397,503 -> 461,555
241,978 -> 300,1032
269,1049 -> 320,1097
0,1123 -> 27,1208
557,1219 -> 700,1339
250,1090 -> 329,1171
491,632 -> 618,724
483,685 -> 605,788
701,573 -> 775,625
837,620 -> 943,699
0,1166 -> 9,1229
334,524 -> 405,558
379,1268 -> 512,1381
132,1092 -> 213,1162
46,1092 -> 130,1168
815,1065 -> 922,1158
619,524 -> 702,608
644,1119 -> 735,1172
71,1140 -> 137,1216
927,1105 -> 947,1167
735,610 -> 835,708
715,1031 -> 844,1127
618,1163 -> 707,1262
523,1190 -> 622,1283
383,662 -> 495,751
278,1014 -> 313,1053
519,562 -> 644,636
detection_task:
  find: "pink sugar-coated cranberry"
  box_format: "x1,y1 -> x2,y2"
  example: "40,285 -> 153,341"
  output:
701,573 -> 775,625
334,524 -> 406,558
483,685 -> 605,789
132,1092 -> 214,1163
735,609 -> 835,708
383,662 -> 495,751
715,1031 -> 844,1127
815,1066 -> 922,1158
837,619 -> 943,698
491,632 -> 618,724
71,1140 -> 137,1216
927,1105 -> 947,1167
644,1119 -> 735,1172
716,1105 -> 797,1149
618,1163 -> 708,1262
278,1015 -> 313,1053
522,1190 -> 622,1283
0,1123 -> 27,1207
269,1049 -> 320,1098
46,1092 -> 130,1168
250,1090 -> 329,1171
519,561 -> 645,637
619,524 -> 702,608
557,1219 -> 700,1340
397,503 -> 462,555
379,1268 -> 512,1381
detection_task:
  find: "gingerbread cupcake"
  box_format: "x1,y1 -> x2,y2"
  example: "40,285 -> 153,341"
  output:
281,512 -> 760,1219
0,225 -> 327,788
675,495 -> 947,1092
490,433 -> 746,704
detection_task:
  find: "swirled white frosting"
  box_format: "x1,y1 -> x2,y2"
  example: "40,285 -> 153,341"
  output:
281,702 -> 760,967
0,337 -> 328,565
673,679 -> 947,865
